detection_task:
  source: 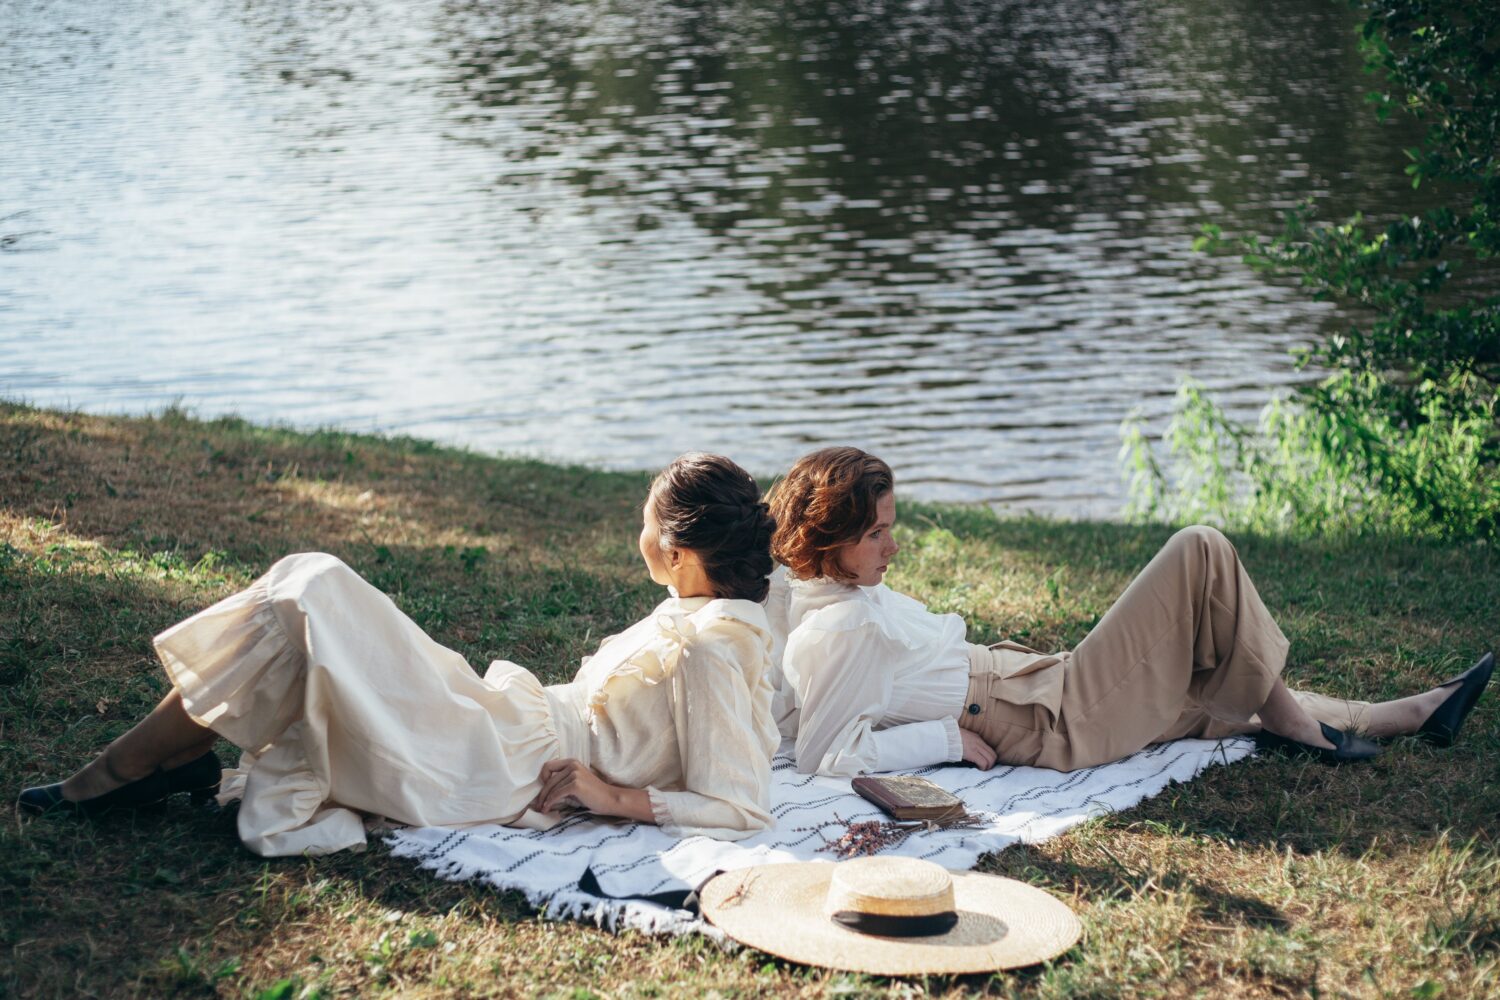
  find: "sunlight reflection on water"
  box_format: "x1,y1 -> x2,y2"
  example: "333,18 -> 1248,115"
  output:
0,0 -> 1415,514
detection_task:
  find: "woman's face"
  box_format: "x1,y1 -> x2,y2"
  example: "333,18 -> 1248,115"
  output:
638,494 -> 673,586
835,491 -> 899,587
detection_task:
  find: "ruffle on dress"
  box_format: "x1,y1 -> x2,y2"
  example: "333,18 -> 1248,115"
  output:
155,574 -> 305,753
232,724 -> 369,856
586,612 -> 697,721
583,599 -> 772,724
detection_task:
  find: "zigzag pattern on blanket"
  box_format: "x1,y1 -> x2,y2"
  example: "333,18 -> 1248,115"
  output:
386,737 -> 1254,937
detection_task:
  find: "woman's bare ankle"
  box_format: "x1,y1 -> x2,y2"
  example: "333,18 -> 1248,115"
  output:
1257,680 -> 1336,748
1261,718 -> 1335,748
1364,687 -> 1450,738
58,757 -> 119,800
160,740 -> 216,771
58,745 -> 156,801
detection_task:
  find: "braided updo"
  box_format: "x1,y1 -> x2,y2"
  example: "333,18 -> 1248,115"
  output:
649,453 -> 777,603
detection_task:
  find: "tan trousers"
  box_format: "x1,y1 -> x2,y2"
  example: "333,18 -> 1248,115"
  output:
958,526 -> 1372,771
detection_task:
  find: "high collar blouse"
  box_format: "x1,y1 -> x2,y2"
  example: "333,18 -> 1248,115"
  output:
774,569 -> 970,775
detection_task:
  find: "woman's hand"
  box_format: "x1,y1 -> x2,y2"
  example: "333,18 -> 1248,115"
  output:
529,759 -> 655,822
530,758 -> 617,814
959,729 -> 997,770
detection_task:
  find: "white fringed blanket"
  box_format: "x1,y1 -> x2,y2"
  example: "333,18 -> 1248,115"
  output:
386,737 -> 1254,936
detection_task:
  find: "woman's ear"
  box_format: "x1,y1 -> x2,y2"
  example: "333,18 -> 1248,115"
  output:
667,546 -> 684,569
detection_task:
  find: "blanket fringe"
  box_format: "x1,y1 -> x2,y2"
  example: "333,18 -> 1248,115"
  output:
385,835 -> 734,943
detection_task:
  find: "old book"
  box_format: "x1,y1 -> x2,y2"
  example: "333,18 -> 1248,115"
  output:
851,775 -> 966,822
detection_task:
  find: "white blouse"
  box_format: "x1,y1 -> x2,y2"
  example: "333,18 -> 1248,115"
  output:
776,571 -> 970,775
558,595 -> 783,838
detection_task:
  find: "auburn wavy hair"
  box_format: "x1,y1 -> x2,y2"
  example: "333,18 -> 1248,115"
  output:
766,447 -> 893,581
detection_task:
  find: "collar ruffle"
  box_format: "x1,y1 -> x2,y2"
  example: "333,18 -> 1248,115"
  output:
784,572 -> 858,594
585,596 -> 771,721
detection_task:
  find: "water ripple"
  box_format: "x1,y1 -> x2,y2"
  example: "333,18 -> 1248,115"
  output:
0,0 -> 1418,515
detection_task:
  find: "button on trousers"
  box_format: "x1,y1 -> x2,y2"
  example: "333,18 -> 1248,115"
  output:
958,526 -> 1371,771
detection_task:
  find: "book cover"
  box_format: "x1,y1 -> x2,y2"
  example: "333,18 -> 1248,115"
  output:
851,775 -> 966,821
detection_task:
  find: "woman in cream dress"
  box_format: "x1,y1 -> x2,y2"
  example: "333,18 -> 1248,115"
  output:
764,447 -> 1491,776
19,454 -> 783,855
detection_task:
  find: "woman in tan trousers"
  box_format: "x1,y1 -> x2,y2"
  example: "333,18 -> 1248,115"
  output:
765,447 -> 1493,775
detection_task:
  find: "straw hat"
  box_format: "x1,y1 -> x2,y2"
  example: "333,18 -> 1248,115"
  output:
699,857 -> 1080,976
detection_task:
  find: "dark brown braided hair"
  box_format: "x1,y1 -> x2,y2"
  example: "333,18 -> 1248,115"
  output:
649,453 -> 777,602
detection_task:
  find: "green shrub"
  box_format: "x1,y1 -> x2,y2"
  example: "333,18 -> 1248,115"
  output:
1123,375 -> 1499,538
1124,0 -> 1499,539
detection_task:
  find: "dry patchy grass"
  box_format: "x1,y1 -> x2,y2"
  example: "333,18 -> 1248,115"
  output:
1,402 -> 1495,998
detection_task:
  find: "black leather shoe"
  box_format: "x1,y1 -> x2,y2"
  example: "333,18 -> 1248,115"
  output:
163,751 -> 221,801
1417,652 -> 1494,749
16,783 -> 71,815
1255,722 -> 1383,764
17,767 -> 171,818
17,750 -> 222,818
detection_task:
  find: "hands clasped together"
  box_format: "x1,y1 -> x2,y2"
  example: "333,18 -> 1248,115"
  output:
528,758 -> 656,822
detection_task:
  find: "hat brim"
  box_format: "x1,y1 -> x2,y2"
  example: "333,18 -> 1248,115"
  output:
699,862 -> 1081,976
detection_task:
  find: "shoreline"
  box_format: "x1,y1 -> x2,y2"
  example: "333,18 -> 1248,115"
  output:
0,395 -> 1136,521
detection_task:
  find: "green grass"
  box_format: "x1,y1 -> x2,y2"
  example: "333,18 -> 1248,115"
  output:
1,401 -> 1496,998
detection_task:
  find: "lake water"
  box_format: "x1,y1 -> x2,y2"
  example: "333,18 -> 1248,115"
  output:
0,0 -> 1413,515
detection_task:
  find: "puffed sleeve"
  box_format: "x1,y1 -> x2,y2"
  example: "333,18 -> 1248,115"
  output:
645,635 -> 775,840
789,620 -> 963,776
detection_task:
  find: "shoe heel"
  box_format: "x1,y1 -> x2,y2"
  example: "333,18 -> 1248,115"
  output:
188,784 -> 220,803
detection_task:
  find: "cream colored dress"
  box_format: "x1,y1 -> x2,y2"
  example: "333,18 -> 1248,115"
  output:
154,553 -> 780,856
